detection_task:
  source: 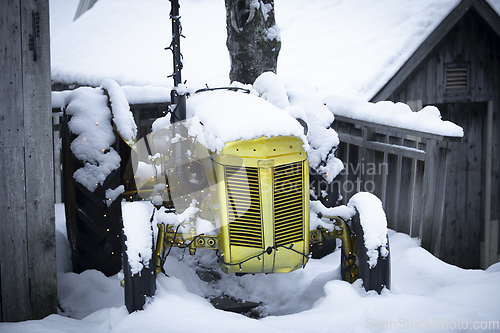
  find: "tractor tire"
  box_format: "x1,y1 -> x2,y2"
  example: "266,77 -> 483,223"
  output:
341,211 -> 391,293
61,111 -> 123,277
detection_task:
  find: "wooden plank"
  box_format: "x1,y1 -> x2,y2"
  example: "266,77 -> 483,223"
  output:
0,0 -> 55,322
372,150 -> 386,204
337,133 -> 427,161
361,127 -> 376,192
21,0 -> 57,319
382,153 -> 396,230
411,160 -> 425,237
365,141 -> 426,161
339,142 -> 348,203
337,133 -> 364,147
490,220 -> 499,267
346,144 -> 360,202
398,156 -> 415,235
461,103 -> 483,268
430,147 -> 448,258
0,148 -> 31,322
389,152 -> 403,232
443,141 -> 460,262
0,0 -> 25,149
0,0 -> 31,322
483,100 -> 493,268
420,139 -> 439,253
426,52 -> 436,103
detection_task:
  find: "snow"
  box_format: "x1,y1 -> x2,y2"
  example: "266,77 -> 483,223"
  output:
347,192 -> 390,267
48,0 -> 79,36
309,193 -> 389,268
2,203 -> 499,332
50,0 -> 467,100
62,80 -> 138,192
59,70 -> 462,198
101,79 -> 137,144
120,85 -> 170,105
154,199 -> 217,236
252,73 -> 344,181
122,202 -> 154,274
260,1 -> 274,21
51,0 -> 229,89
326,93 -> 464,137
105,185 -> 124,207
49,0 -> 470,141
64,87 -> 121,192
186,89 -> 307,153
275,0 -> 463,99
253,72 -> 290,110
309,200 -> 356,229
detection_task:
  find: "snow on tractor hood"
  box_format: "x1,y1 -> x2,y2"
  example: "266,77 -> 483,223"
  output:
185,89 -> 309,154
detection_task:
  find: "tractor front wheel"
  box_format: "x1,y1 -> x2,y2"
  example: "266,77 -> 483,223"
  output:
341,205 -> 390,293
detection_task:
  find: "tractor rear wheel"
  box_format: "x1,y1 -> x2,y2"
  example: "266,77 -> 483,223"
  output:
61,111 -> 123,276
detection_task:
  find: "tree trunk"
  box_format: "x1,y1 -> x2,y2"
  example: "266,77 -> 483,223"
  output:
225,0 -> 281,84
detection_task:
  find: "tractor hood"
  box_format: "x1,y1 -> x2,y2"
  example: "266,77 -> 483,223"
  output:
186,89 -> 308,154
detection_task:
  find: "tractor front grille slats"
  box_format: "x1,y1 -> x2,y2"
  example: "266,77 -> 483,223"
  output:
225,161 -> 305,248
273,162 -> 304,246
226,166 -> 263,248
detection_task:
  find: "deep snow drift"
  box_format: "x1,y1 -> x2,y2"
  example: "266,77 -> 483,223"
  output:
1,203 -> 499,333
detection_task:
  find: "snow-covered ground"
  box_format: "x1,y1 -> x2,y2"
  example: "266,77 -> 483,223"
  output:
1,203 -> 499,333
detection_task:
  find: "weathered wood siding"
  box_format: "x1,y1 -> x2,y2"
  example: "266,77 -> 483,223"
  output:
333,116 -> 456,260
385,8 -> 500,268
0,0 -> 56,322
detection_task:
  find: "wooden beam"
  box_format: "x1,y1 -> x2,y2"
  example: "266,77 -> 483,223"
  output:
22,0 -> 57,320
483,100 -> 494,268
420,139 -> 440,253
0,0 -> 30,322
0,0 -> 56,322
338,133 -> 427,160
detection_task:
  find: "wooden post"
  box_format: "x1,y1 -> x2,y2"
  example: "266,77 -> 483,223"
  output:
482,100 -> 494,268
0,0 -> 56,322
420,139 -> 439,254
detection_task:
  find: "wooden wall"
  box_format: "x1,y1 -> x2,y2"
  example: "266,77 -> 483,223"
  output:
0,0 -> 56,322
386,8 -> 500,268
333,116 -> 456,261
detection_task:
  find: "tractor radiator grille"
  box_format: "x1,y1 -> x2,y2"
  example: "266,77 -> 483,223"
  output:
273,162 -> 304,246
226,166 -> 263,248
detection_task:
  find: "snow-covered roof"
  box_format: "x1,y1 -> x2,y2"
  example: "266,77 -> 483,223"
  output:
49,0 -> 500,100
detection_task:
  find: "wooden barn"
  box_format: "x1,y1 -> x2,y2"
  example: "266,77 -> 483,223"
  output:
344,0 -> 500,269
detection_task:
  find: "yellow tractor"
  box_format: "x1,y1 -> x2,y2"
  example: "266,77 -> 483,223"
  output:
61,0 -> 390,314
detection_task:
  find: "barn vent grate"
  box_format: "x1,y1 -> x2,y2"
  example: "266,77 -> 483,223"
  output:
446,66 -> 468,90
